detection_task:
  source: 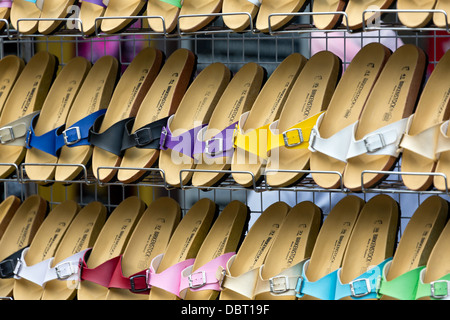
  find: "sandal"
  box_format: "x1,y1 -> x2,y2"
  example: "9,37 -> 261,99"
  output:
148,198 -> 216,300
265,50 -> 341,188
0,195 -> 47,298
117,48 -> 196,184
77,196 -> 146,300
309,43 -> 391,189
191,62 -> 264,188
13,200 -> 80,300
378,196 -> 448,300
219,201 -> 291,300
231,53 -> 306,188
343,44 -> 427,191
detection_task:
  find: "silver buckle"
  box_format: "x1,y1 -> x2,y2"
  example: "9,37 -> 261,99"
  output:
283,128 -> 303,147
363,133 -> 386,153
188,271 -> 207,289
269,275 -> 290,294
431,280 -> 450,299
55,261 -> 76,280
205,137 -> 223,156
160,127 -> 168,148
63,127 -> 81,146
349,278 -> 371,298
0,126 -> 15,144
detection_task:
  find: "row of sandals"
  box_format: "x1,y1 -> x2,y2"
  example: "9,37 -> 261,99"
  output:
1,0 -> 450,36
0,43 -> 449,191
0,192 -> 449,300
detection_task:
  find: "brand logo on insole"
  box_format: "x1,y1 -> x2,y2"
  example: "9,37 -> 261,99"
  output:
344,68 -> 372,119
87,80 -> 106,114
409,223 -> 433,269
17,214 -> 36,248
178,220 -> 203,260
153,74 -> 179,122
228,82 -> 251,125
139,223 -> 163,269
121,70 -> 149,119
286,224 -> 307,265
328,221 -> 352,273
71,222 -> 95,254
302,82 -> 320,118
108,219 -> 133,257
250,225 -> 280,269
42,222 -> 68,260
384,70 -> 409,122
20,75 -> 41,116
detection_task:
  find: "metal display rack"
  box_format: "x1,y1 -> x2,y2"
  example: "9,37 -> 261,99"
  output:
0,3 -> 449,241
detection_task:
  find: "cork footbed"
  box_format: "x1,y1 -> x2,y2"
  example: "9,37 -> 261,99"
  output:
92,47 -> 163,183
38,0 -> 76,35
0,196 -> 21,241
256,0 -> 307,33
343,0 -> 395,30
117,49 -> 196,184
402,50 -> 450,191
191,62 -> 264,188
178,0 -> 223,33
54,56 -> 119,182
148,198 -> 216,300
222,0 -> 259,32
147,0 -> 181,33
231,53 -> 306,188
313,0 -> 347,30
338,194 -> 399,300
0,51 -> 57,179
13,200 -> 80,300
79,1 -> 107,36
219,201 -> 291,300
310,43 -> 390,190
77,196 -> 146,300
419,216 -> 450,300
101,0 -> 147,34
381,196 -> 448,300
0,195 -> 47,298
41,201 -> 107,301
343,44 -> 427,191
158,63 -> 231,187
0,56 -> 25,116
184,200 -> 249,300
0,6 -> 10,31
10,0 -> 41,34
434,0 -> 450,28
265,51 -> 341,188
24,57 -> 91,183
397,0 -> 436,28
254,201 -> 322,300
299,195 -> 364,300
106,197 -> 181,300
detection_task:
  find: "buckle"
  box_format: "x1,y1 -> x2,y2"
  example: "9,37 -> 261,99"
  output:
0,126 -> 15,144
431,280 -> 449,299
0,259 -> 15,278
205,138 -> 223,156
133,127 -> 152,147
283,128 -> 303,147
308,129 -> 318,151
188,271 -> 207,289
349,278 -> 371,298
63,127 -> 82,146
129,274 -> 149,293
269,275 -> 290,294
363,133 -> 386,153
295,276 -> 304,295
159,127 -> 168,149
55,261 -> 76,280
